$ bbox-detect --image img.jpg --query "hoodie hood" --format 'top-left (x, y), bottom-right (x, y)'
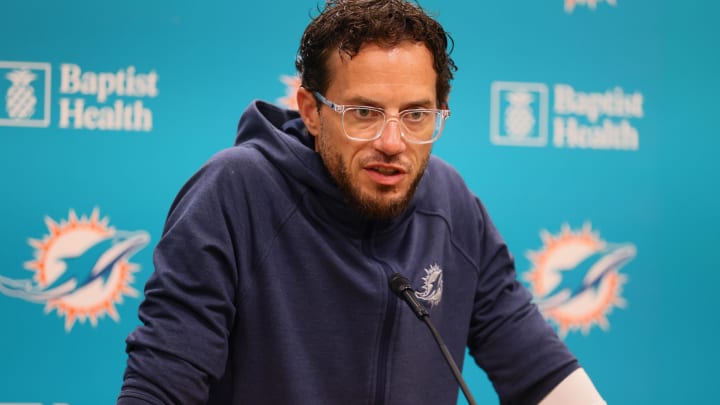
top-left (234, 100), bottom-right (336, 196)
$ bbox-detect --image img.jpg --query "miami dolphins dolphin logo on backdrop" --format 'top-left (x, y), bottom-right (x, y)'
top-left (277, 74), bottom-right (301, 110)
top-left (523, 222), bottom-right (636, 338)
top-left (565, 0), bottom-right (617, 13)
top-left (0, 208), bottom-right (150, 331)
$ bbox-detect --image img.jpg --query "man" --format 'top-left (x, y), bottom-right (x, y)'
top-left (118, 1), bottom-right (606, 404)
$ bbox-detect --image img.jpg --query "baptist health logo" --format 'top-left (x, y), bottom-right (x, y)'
top-left (522, 223), bottom-right (636, 338)
top-left (0, 208), bottom-right (149, 331)
top-left (0, 60), bottom-right (158, 131)
top-left (490, 81), bottom-right (643, 151)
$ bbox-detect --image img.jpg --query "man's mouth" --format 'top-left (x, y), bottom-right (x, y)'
top-left (370, 166), bottom-right (402, 175)
top-left (364, 164), bottom-right (407, 186)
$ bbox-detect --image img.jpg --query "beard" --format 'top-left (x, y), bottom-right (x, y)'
top-left (315, 125), bottom-right (429, 222)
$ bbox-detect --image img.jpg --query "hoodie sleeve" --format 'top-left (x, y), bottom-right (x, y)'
top-left (118, 151), bottom-right (244, 404)
top-left (466, 198), bottom-right (580, 405)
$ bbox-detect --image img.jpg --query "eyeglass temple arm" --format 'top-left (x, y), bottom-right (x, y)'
top-left (312, 91), bottom-right (343, 112)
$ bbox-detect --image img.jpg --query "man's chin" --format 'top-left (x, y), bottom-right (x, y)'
top-left (332, 165), bottom-right (423, 221)
top-left (349, 194), bottom-right (410, 221)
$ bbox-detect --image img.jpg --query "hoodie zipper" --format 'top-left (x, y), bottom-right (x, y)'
top-left (373, 274), bottom-right (397, 405)
top-left (363, 223), bottom-right (397, 405)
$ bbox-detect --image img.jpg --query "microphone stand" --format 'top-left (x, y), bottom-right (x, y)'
top-left (389, 273), bottom-right (478, 405)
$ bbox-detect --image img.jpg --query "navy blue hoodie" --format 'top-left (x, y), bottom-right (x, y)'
top-left (118, 101), bottom-right (578, 405)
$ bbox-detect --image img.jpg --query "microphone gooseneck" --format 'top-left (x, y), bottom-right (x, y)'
top-left (389, 273), bottom-right (478, 405)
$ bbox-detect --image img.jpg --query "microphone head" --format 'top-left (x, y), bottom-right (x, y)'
top-left (389, 273), bottom-right (413, 296)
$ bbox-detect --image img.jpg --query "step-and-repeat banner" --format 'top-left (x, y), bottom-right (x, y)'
top-left (1, 1), bottom-right (718, 404)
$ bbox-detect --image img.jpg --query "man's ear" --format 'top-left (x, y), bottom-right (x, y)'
top-left (297, 87), bottom-right (320, 137)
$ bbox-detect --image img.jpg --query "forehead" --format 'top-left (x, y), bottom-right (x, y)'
top-left (325, 41), bottom-right (437, 104)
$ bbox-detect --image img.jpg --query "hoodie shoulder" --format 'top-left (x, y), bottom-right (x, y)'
top-left (415, 156), bottom-right (492, 243)
top-left (421, 156), bottom-right (478, 207)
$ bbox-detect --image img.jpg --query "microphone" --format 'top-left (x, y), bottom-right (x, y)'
top-left (389, 273), bottom-right (478, 405)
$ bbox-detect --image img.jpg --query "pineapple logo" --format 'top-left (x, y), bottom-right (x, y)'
top-left (5, 69), bottom-right (37, 119)
top-left (504, 91), bottom-right (536, 140)
top-left (523, 223), bottom-right (636, 338)
top-left (0, 61), bottom-right (51, 127)
top-left (490, 81), bottom-right (548, 147)
top-left (0, 208), bottom-right (150, 331)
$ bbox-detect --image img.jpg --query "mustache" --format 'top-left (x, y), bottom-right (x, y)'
top-left (360, 153), bottom-right (408, 166)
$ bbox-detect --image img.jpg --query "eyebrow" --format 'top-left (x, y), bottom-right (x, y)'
top-left (342, 95), bottom-right (436, 110)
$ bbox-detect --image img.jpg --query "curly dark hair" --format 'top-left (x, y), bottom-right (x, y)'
top-left (296, 0), bottom-right (457, 108)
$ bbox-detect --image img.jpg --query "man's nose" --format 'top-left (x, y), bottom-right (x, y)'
top-left (373, 119), bottom-right (406, 155)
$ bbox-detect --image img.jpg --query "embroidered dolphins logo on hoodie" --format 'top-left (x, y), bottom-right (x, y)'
top-left (415, 264), bottom-right (443, 308)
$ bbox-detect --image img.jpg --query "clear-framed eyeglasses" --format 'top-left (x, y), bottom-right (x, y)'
top-left (313, 91), bottom-right (450, 144)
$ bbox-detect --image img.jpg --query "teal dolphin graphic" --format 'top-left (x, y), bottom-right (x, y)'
top-left (536, 243), bottom-right (636, 311)
top-left (0, 230), bottom-right (149, 302)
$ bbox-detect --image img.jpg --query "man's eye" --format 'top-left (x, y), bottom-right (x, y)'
top-left (351, 108), bottom-right (380, 119)
top-left (404, 111), bottom-right (430, 122)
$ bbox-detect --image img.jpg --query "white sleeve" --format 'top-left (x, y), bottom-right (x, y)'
top-left (537, 368), bottom-right (606, 405)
